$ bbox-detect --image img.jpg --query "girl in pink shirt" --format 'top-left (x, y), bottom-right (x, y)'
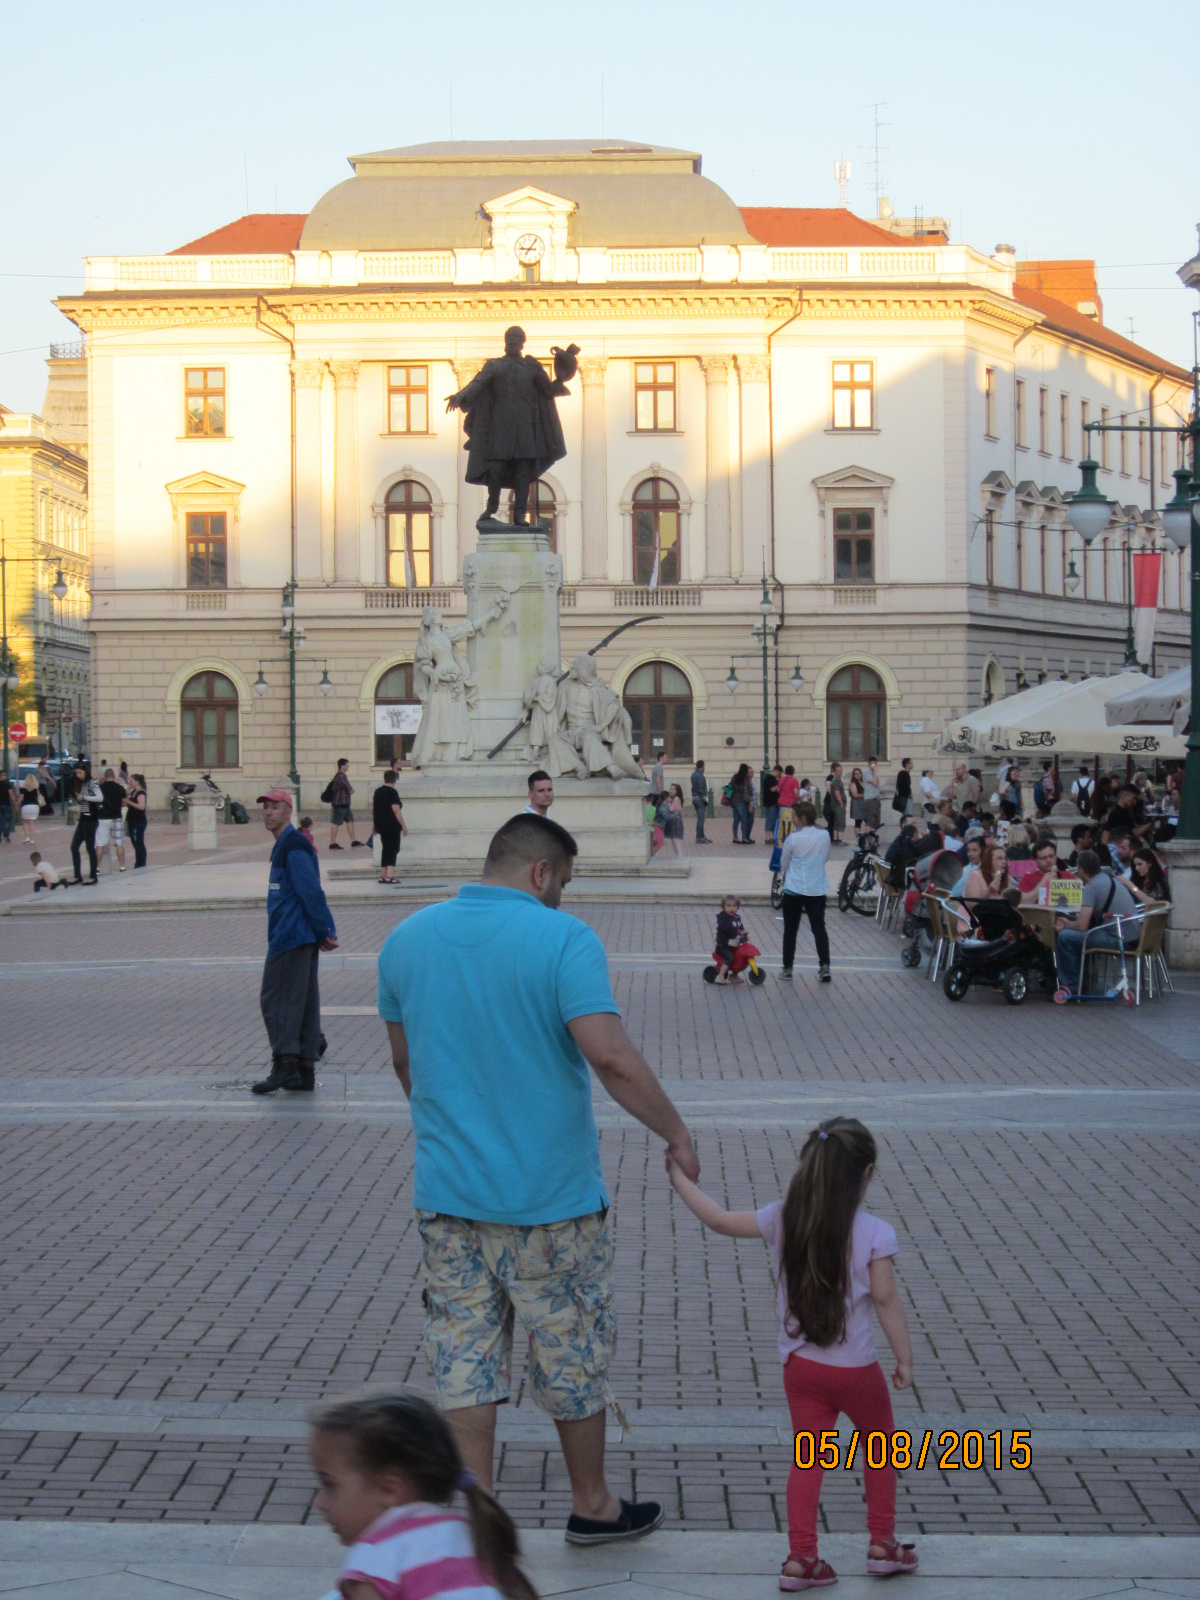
top-left (310, 1391), bottom-right (536, 1600)
top-left (669, 1117), bottom-right (917, 1592)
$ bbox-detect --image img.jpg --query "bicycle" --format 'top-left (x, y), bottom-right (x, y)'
top-left (836, 829), bottom-right (882, 915)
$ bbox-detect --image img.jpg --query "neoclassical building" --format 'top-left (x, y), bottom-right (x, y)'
top-left (58, 140), bottom-right (1192, 802)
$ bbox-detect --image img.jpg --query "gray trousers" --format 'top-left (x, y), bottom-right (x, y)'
top-left (260, 943), bottom-right (322, 1059)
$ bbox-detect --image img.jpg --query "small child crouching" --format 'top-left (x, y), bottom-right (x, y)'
top-left (31, 852), bottom-right (66, 893)
top-left (299, 815), bottom-right (316, 847)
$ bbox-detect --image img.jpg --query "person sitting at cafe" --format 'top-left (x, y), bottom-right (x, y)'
top-left (1126, 847), bottom-right (1170, 906)
top-left (1053, 850), bottom-right (1140, 999)
top-left (1109, 829), bottom-right (1137, 879)
top-left (1066, 822), bottom-right (1094, 870)
top-left (1103, 784), bottom-right (1153, 844)
top-left (962, 843), bottom-right (1010, 902)
top-left (949, 832), bottom-right (985, 896)
top-left (1020, 836), bottom-right (1065, 903)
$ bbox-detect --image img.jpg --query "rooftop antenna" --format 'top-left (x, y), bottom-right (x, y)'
top-left (1125, 316), bottom-right (1136, 340)
top-left (834, 156), bottom-right (851, 208)
top-left (866, 101), bottom-right (891, 217)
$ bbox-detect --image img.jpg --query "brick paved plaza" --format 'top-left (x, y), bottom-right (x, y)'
top-left (1, 820), bottom-right (1198, 1594)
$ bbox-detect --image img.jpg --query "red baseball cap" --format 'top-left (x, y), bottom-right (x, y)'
top-left (256, 788), bottom-right (293, 806)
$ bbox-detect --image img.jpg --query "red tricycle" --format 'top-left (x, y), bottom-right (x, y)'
top-left (703, 941), bottom-right (767, 986)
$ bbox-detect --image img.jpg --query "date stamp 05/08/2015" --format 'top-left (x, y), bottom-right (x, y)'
top-left (793, 1429), bottom-right (1032, 1473)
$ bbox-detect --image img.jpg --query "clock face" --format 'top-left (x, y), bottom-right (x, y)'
top-left (514, 233), bottom-right (545, 265)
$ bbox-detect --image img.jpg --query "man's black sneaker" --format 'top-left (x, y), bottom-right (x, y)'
top-left (565, 1498), bottom-right (664, 1547)
top-left (328, 843), bottom-right (343, 850)
top-left (251, 1056), bottom-right (303, 1094)
top-left (350, 840), bottom-right (366, 848)
top-left (288, 1061), bottom-right (316, 1091)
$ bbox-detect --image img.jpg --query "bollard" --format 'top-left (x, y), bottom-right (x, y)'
top-left (707, 790), bottom-right (715, 818)
top-left (223, 793), bottom-right (232, 825)
top-left (170, 791), bottom-right (181, 826)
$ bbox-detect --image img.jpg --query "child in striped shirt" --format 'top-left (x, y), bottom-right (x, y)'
top-left (311, 1391), bottom-right (538, 1600)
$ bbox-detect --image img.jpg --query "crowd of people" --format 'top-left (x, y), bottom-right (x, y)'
top-left (0, 756), bottom-right (148, 890)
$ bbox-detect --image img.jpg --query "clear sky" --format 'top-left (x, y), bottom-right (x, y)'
top-left (2, 0), bottom-right (1195, 413)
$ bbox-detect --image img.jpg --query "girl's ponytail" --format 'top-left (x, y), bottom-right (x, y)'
top-left (462, 1479), bottom-right (539, 1600)
top-left (779, 1117), bottom-right (877, 1348)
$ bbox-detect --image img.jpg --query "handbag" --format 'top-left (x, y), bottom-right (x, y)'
top-left (720, 784), bottom-right (733, 808)
top-left (891, 793), bottom-right (905, 812)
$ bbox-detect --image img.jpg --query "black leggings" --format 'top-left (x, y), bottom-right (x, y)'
top-left (781, 893), bottom-right (830, 969)
top-left (71, 814), bottom-right (98, 880)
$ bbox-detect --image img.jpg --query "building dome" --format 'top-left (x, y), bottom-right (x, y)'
top-left (299, 140), bottom-right (752, 252)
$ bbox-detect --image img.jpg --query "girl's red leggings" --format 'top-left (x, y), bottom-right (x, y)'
top-left (783, 1354), bottom-right (896, 1559)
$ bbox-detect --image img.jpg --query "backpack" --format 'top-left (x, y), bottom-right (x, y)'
top-left (1033, 779), bottom-right (1047, 812)
top-left (320, 780), bottom-right (336, 804)
top-left (230, 800), bottom-right (249, 824)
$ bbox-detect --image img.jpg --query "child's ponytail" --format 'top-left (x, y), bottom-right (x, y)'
top-left (780, 1117), bottom-right (877, 1348)
top-left (461, 1477), bottom-right (539, 1600)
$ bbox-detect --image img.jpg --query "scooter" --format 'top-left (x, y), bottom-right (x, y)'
top-left (703, 941), bottom-right (767, 986)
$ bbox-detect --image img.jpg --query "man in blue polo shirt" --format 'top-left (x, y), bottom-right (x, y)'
top-left (379, 812), bottom-right (698, 1547)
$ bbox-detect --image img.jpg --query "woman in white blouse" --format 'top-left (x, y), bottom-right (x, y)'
top-left (778, 801), bottom-right (832, 984)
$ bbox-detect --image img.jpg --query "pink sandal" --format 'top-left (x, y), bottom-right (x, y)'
top-left (780, 1556), bottom-right (838, 1591)
top-left (866, 1539), bottom-right (918, 1576)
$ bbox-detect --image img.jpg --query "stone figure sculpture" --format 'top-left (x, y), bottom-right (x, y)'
top-left (410, 594), bottom-right (509, 766)
top-left (548, 654), bottom-right (644, 781)
top-left (522, 660), bottom-right (562, 761)
top-left (445, 326), bottom-right (576, 527)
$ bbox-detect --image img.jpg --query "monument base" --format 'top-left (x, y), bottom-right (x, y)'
top-left (1163, 837), bottom-right (1200, 968)
top-left (344, 772), bottom-right (652, 872)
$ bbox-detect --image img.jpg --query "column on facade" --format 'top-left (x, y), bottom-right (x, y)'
top-left (452, 359), bottom-right (484, 571)
top-left (701, 356), bottom-right (732, 580)
top-left (331, 360), bottom-right (361, 584)
top-left (291, 360), bottom-right (325, 582)
top-left (578, 357), bottom-right (608, 581)
top-left (737, 355), bottom-right (771, 580)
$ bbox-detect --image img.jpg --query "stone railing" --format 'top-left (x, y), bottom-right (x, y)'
top-left (832, 585), bottom-right (877, 606)
top-left (613, 585), bottom-right (703, 608)
top-left (363, 587), bottom-right (458, 610)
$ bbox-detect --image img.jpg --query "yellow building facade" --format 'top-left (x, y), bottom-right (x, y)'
top-left (0, 411), bottom-right (90, 765)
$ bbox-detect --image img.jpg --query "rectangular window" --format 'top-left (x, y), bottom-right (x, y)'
top-left (833, 509), bottom-right (875, 582)
top-left (1039, 524), bottom-right (1047, 593)
top-left (185, 368), bottom-right (225, 436)
top-left (634, 362), bottom-right (676, 431)
top-left (1138, 421), bottom-right (1148, 480)
top-left (1060, 393), bottom-right (1070, 459)
top-left (832, 361), bottom-right (873, 429)
top-left (985, 510), bottom-right (995, 586)
top-left (1162, 429), bottom-right (1170, 486)
top-left (186, 512), bottom-right (227, 588)
top-left (1119, 416), bottom-right (1129, 475)
top-left (1081, 399), bottom-right (1091, 459)
top-left (984, 367), bottom-right (996, 437)
top-left (387, 365), bottom-right (429, 434)
top-left (1016, 520), bottom-right (1025, 590)
top-left (1100, 406), bottom-right (1110, 468)
top-left (1015, 379), bottom-right (1026, 447)
top-left (1038, 387), bottom-right (1048, 453)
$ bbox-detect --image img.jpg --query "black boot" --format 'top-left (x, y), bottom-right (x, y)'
top-left (252, 1055), bottom-right (303, 1094)
top-left (288, 1060), bottom-right (316, 1092)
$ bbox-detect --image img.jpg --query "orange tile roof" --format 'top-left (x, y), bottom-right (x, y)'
top-left (171, 214), bottom-right (307, 255)
top-left (1013, 284), bottom-right (1189, 381)
top-left (739, 207), bottom-right (902, 247)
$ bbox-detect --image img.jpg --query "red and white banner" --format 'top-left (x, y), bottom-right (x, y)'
top-left (1132, 551), bottom-right (1162, 670)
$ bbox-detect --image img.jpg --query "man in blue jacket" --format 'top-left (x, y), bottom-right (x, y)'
top-left (252, 787), bottom-right (338, 1096)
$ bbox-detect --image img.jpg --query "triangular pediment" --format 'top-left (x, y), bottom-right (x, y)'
top-left (482, 185), bottom-right (577, 218)
top-left (812, 465), bottom-right (895, 493)
top-left (165, 471), bottom-right (246, 497)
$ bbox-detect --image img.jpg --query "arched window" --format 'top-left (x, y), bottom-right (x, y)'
top-left (374, 663), bottom-right (420, 768)
top-left (505, 479), bottom-right (558, 551)
top-left (181, 671), bottom-right (239, 768)
top-left (826, 664), bottom-right (886, 763)
top-left (622, 661), bottom-right (693, 762)
top-left (982, 660), bottom-right (1005, 707)
top-left (386, 481), bottom-right (433, 588)
top-left (632, 478), bottom-right (680, 587)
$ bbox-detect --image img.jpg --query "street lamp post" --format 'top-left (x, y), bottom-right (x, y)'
top-left (1063, 521), bottom-right (1151, 670)
top-left (0, 537), bottom-right (71, 779)
top-left (253, 582), bottom-right (333, 811)
top-left (1066, 326), bottom-right (1200, 839)
top-left (724, 572), bottom-right (804, 790)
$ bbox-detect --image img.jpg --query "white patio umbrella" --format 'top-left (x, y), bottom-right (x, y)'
top-left (933, 679), bottom-right (1078, 755)
top-left (1104, 666), bottom-right (1191, 736)
top-left (982, 672), bottom-right (1187, 759)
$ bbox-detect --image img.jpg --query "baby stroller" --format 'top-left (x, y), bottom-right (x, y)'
top-left (941, 899), bottom-right (1057, 1004)
top-left (900, 849), bottom-right (963, 967)
top-left (703, 941), bottom-right (767, 986)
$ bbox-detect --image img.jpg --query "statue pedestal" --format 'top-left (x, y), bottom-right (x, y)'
top-left (368, 772), bottom-right (652, 871)
top-left (464, 524), bottom-right (561, 763)
top-left (1164, 837), bottom-right (1200, 968)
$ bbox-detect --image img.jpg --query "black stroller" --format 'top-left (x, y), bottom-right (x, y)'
top-left (900, 849), bottom-right (964, 968)
top-left (941, 898), bottom-right (1057, 1004)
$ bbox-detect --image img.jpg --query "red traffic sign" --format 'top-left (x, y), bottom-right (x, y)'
top-left (7, 723), bottom-right (28, 743)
